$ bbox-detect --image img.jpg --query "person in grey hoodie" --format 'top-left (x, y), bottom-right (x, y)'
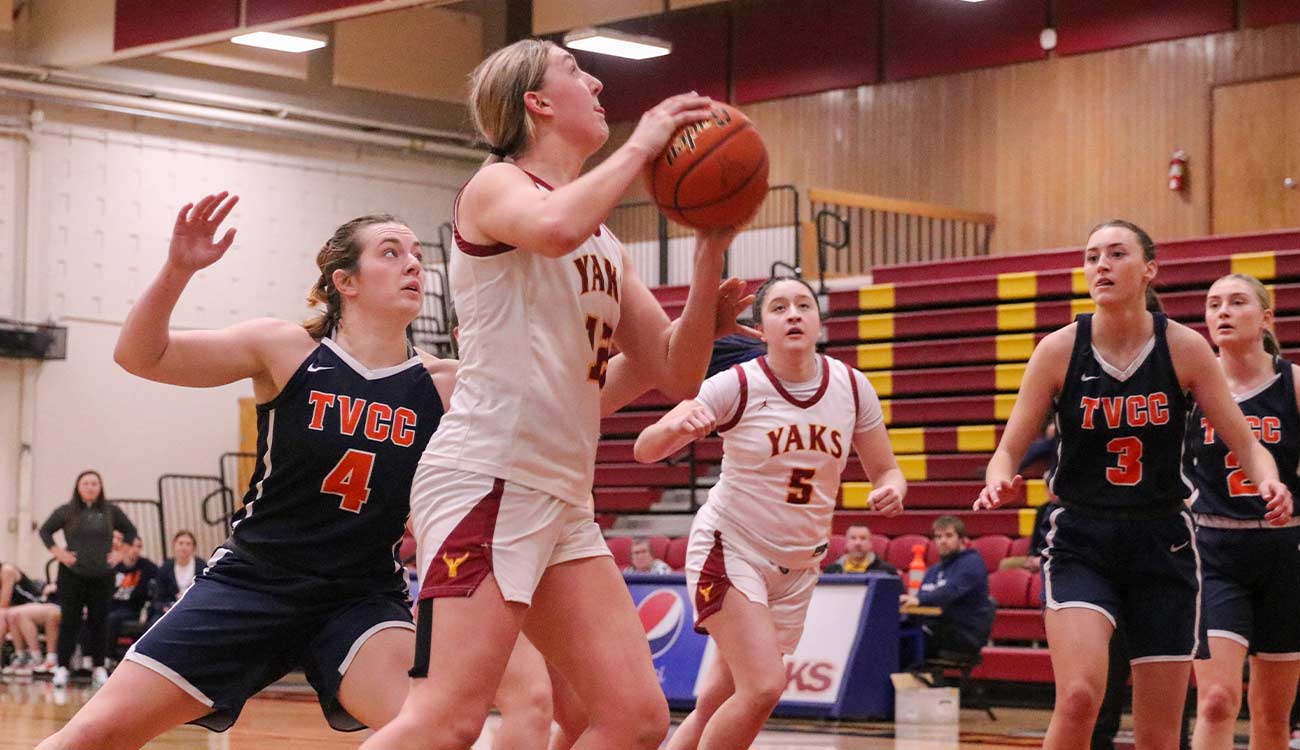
top-left (901, 515), bottom-right (995, 657)
top-left (38, 470), bottom-right (137, 687)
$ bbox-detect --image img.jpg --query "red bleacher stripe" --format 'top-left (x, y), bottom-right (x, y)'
top-left (832, 510), bottom-right (1020, 536)
top-left (594, 463), bottom-right (692, 486)
top-left (991, 610), bottom-right (1047, 642)
top-left (593, 488), bottom-right (663, 512)
top-left (970, 646), bottom-right (1054, 683)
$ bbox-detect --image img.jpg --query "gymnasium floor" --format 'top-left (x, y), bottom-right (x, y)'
top-left (0, 677), bottom-right (1055, 750)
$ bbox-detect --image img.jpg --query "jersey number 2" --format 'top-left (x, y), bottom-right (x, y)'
top-left (321, 449), bottom-right (376, 513)
top-left (1223, 451), bottom-right (1258, 497)
top-left (585, 315), bottom-right (613, 388)
top-left (1105, 436), bottom-right (1143, 486)
top-left (786, 468), bottom-right (816, 504)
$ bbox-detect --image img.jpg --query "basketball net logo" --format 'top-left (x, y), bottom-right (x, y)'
top-left (442, 552), bottom-right (471, 578)
top-left (664, 108), bottom-right (734, 167)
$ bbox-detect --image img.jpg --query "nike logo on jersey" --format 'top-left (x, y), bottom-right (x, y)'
top-left (1081, 374), bottom-right (1100, 381)
top-left (1169, 541), bottom-right (1190, 553)
top-left (307, 390), bottom-right (418, 447)
top-left (307, 364), bottom-right (334, 372)
top-left (442, 552), bottom-right (471, 578)
top-left (1079, 394), bottom-right (1170, 429)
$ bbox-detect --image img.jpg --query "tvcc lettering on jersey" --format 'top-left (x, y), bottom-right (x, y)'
top-left (1201, 415), bottom-right (1283, 445)
top-left (766, 423), bottom-right (844, 458)
top-left (1079, 394), bottom-right (1170, 430)
top-left (305, 391), bottom-right (418, 447)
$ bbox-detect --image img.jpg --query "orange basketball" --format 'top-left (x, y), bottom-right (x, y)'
top-left (650, 103), bottom-right (769, 230)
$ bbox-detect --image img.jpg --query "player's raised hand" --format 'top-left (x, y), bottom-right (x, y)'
top-left (868, 485), bottom-right (904, 517)
top-left (714, 277), bottom-right (760, 339)
top-left (626, 92), bottom-right (715, 161)
top-left (672, 403), bottom-right (716, 441)
top-left (1260, 480), bottom-right (1293, 526)
top-left (168, 192), bottom-right (239, 274)
top-left (974, 474), bottom-right (1024, 510)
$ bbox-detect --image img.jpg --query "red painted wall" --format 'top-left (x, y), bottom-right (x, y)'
top-left (1240, 0), bottom-right (1300, 28)
top-left (882, 0), bottom-right (1048, 82)
top-left (733, 0), bottom-right (880, 104)
top-left (245, 0), bottom-right (372, 25)
top-left (1054, 0), bottom-right (1235, 56)
top-left (114, 0), bottom-right (240, 51)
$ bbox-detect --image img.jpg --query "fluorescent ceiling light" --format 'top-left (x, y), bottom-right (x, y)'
top-left (231, 31), bottom-right (327, 53)
top-left (563, 27), bottom-right (671, 60)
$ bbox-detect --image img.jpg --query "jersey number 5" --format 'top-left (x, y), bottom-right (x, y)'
top-left (786, 468), bottom-right (816, 505)
top-left (321, 449), bottom-right (376, 513)
top-left (1105, 436), bottom-right (1143, 486)
top-left (585, 315), bottom-right (614, 388)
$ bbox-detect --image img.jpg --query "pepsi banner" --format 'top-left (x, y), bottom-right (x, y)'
top-left (626, 572), bottom-right (903, 719)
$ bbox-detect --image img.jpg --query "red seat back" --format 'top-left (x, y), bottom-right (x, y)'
top-left (971, 534), bottom-right (1013, 572)
top-left (989, 568), bottom-right (1032, 608)
top-left (665, 537), bottom-right (689, 571)
top-left (606, 536), bottom-right (633, 569)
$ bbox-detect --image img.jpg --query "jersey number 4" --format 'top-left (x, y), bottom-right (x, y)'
top-left (321, 449), bottom-right (376, 513)
top-left (1105, 436), bottom-right (1143, 486)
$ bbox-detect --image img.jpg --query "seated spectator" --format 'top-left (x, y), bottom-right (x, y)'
top-left (623, 538), bottom-right (672, 575)
top-left (823, 524), bottom-right (898, 575)
top-left (1, 561), bottom-right (45, 609)
top-left (150, 530), bottom-right (205, 621)
top-left (2, 584), bottom-right (60, 677)
top-left (900, 516), bottom-right (995, 658)
top-left (87, 535), bottom-right (156, 663)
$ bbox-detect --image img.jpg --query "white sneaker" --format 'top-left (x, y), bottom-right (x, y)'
top-left (3, 653), bottom-right (32, 676)
top-left (91, 666), bottom-right (108, 688)
top-left (51, 666), bottom-right (69, 688)
top-left (34, 654), bottom-right (56, 675)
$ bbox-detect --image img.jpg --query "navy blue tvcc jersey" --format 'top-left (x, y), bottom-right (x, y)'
top-left (231, 338), bottom-right (444, 583)
top-left (1051, 313), bottom-right (1192, 518)
top-left (1187, 356), bottom-right (1300, 520)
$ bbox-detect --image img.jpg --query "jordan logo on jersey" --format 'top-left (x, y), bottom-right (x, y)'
top-left (306, 391), bottom-right (418, 447)
top-left (1079, 394), bottom-right (1170, 430)
top-left (698, 583), bottom-right (715, 602)
top-left (573, 253), bottom-right (620, 302)
top-left (767, 423), bottom-right (844, 459)
top-left (442, 552), bottom-right (471, 578)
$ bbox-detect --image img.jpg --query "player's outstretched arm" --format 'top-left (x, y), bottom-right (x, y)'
top-left (1173, 323), bottom-right (1294, 523)
top-left (633, 399), bottom-right (716, 463)
top-left (853, 425), bottom-right (906, 516)
top-left (976, 327), bottom-right (1072, 510)
top-left (115, 192), bottom-right (298, 388)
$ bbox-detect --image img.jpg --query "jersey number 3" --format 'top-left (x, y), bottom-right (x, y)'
top-left (321, 449), bottom-right (376, 513)
top-left (1105, 436), bottom-right (1143, 486)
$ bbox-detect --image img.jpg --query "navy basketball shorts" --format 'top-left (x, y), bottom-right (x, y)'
top-left (1042, 506), bottom-right (1207, 663)
top-left (124, 545), bottom-right (414, 732)
top-left (1197, 524), bottom-right (1300, 659)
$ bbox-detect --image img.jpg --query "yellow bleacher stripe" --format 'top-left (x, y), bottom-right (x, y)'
top-left (841, 482), bottom-right (872, 509)
top-left (1025, 479), bottom-right (1049, 507)
top-left (995, 333), bottom-right (1036, 362)
top-left (956, 425), bottom-right (996, 452)
top-left (856, 343), bottom-right (893, 371)
top-left (870, 371), bottom-right (893, 397)
top-left (858, 313), bottom-right (894, 341)
top-left (997, 271), bottom-right (1037, 300)
top-left (1070, 297), bottom-right (1096, 317)
top-left (1019, 508), bottom-right (1038, 537)
top-left (888, 427), bottom-right (925, 454)
top-left (994, 393), bottom-right (1018, 421)
top-left (996, 302), bottom-right (1036, 331)
top-left (1231, 251), bottom-right (1275, 281)
top-left (898, 455), bottom-right (927, 481)
top-left (1071, 268), bottom-right (1089, 295)
top-left (995, 363), bottom-right (1026, 391)
top-left (859, 284), bottom-right (896, 311)
top-left (880, 399), bottom-right (892, 426)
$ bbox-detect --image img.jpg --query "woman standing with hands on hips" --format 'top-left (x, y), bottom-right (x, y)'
top-left (973, 221), bottom-right (1292, 750)
top-left (39, 470), bottom-right (138, 689)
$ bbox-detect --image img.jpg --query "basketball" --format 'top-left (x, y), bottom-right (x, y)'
top-left (649, 103), bottom-right (769, 230)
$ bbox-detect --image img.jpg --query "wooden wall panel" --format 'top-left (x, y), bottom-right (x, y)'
top-left (700, 23), bottom-right (1300, 255)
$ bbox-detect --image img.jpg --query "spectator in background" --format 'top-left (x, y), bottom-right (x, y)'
top-left (1, 566), bottom-right (59, 676)
top-left (98, 536), bottom-right (157, 664)
top-left (1, 561), bottom-right (46, 609)
top-left (39, 469), bottom-right (138, 688)
top-left (901, 516), bottom-right (995, 658)
top-left (623, 538), bottom-right (672, 575)
top-left (824, 524), bottom-right (898, 575)
top-left (151, 531), bottom-right (205, 622)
